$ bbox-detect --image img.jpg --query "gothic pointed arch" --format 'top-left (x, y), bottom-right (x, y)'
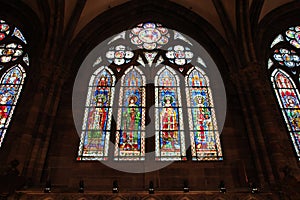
top-left (185, 66), bottom-right (222, 160)
top-left (77, 66), bottom-right (116, 160)
top-left (114, 66), bottom-right (146, 160)
top-left (75, 22), bottom-right (225, 162)
top-left (155, 66), bottom-right (185, 161)
top-left (0, 19), bottom-right (28, 148)
top-left (268, 25), bottom-right (300, 160)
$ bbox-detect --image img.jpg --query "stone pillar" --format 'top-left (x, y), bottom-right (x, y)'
top-left (231, 73), bottom-right (265, 187)
top-left (243, 64), bottom-right (300, 181)
top-left (231, 63), bottom-right (279, 187)
top-left (13, 59), bottom-right (68, 184)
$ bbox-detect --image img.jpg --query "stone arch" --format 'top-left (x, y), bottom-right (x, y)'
top-left (68, 0), bottom-right (232, 80)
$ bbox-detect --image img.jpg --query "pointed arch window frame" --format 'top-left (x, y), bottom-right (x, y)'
top-left (0, 19), bottom-right (29, 149)
top-left (0, 64), bottom-right (26, 147)
top-left (76, 22), bottom-right (224, 162)
top-left (77, 66), bottom-right (116, 161)
top-left (271, 69), bottom-right (300, 159)
top-left (185, 66), bottom-right (222, 161)
top-left (114, 66), bottom-right (146, 161)
top-left (154, 65), bottom-right (186, 161)
top-left (269, 25), bottom-right (300, 161)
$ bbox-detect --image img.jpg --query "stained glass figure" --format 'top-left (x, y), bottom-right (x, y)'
top-left (115, 66), bottom-right (146, 160)
top-left (185, 67), bottom-right (222, 160)
top-left (0, 65), bottom-right (26, 147)
top-left (155, 66), bottom-right (185, 161)
top-left (271, 69), bottom-right (300, 159)
top-left (78, 67), bottom-right (115, 160)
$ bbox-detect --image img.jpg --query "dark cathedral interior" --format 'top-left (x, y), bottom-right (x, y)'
top-left (0, 0), bottom-right (300, 199)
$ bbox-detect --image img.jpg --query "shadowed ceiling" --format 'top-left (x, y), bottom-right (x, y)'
top-left (21, 0), bottom-right (294, 44)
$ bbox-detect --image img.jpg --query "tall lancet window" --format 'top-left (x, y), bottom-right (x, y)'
top-left (269, 25), bottom-right (300, 160)
top-left (271, 69), bottom-right (300, 158)
top-left (155, 66), bottom-right (185, 161)
top-left (114, 66), bottom-right (146, 160)
top-left (0, 19), bottom-right (28, 148)
top-left (78, 67), bottom-right (116, 160)
top-left (186, 67), bottom-right (222, 160)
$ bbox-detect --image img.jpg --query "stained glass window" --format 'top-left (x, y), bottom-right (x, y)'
top-left (0, 19), bottom-right (28, 148)
top-left (271, 70), bottom-right (300, 158)
top-left (155, 66), bottom-right (185, 161)
top-left (186, 67), bottom-right (222, 160)
top-left (77, 67), bottom-right (115, 160)
top-left (114, 66), bottom-right (146, 160)
top-left (269, 25), bottom-right (300, 160)
top-left (77, 22), bottom-right (224, 161)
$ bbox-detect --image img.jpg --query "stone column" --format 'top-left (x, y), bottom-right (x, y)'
top-left (242, 63), bottom-right (298, 180)
top-left (231, 63), bottom-right (279, 187)
top-left (14, 59), bottom-right (68, 184)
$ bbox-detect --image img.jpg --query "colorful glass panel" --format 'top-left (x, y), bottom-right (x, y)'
top-left (273, 49), bottom-right (300, 68)
top-left (78, 67), bottom-right (115, 160)
top-left (0, 65), bottom-right (26, 147)
top-left (115, 66), bottom-right (146, 160)
top-left (285, 26), bottom-right (300, 48)
top-left (106, 45), bottom-right (134, 66)
top-left (0, 20), bottom-right (10, 41)
top-left (271, 69), bottom-right (300, 159)
top-left (129, 23), bottom-right (170, 50)
top-left (155, 66), bottom-right (185, 161)
top-left (0, 19), bottom-right (28, 148)
top-left (0, 43), bottom-right (23, 63)
top-left (186, 67), bottom-right (222, 160)
top-left (12, 27), bottom-right (27, 44)
top-left (166, 45), bottom-right (193, 66)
